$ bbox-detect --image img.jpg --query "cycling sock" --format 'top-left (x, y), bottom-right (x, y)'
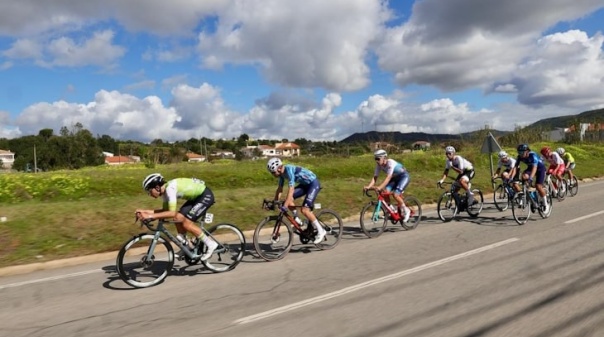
top-left (311, 219), bottom-right (325, 233)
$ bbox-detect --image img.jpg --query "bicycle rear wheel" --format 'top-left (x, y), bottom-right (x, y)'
top-left (116, 234), bottom-right (174, 288)
top-left (401, 196), bottom-right (422, 230)
top-left (467, 189), bottom-right (484, 218)
top-left (202, 223), bottom-right (246, 272)
top-left (493, 184), bottom-right (510, 211)
top-left (568, 176), bottom-right (579, 196)
top-left (511, 192), bottom-right (531, 225)
top-left (315, 209), bottom-right (343, 250)
top-left (253, 217), bottom-right (293, 261)
top-left (437, 192), bottom-right (457, 222)
top-left (359, 202), bottom-right (388, 238)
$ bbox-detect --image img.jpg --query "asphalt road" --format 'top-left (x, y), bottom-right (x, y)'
top-left (1, 180), bottom-right (604, 337)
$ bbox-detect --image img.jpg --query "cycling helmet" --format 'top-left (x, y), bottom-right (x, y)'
top-left (374, 149), bottom-right (387, 158)
top-left (498, 150), bottom-right (508, 159)
top-left (540, 146), bottom-right (551, 156)
top-left (517, 144), bottom-right (529, 154)
top-left (267, 157), bottom-right (282, 173)
top-left (142, 173), bottom-right (164, 191)
top-left (556, 147), bottom-right (565, 155)
top-left (445, 146), bottom-right (455, 154)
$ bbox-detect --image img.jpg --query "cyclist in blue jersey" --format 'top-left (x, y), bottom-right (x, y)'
top-left (514, 144), bottom-right (550, 214)
top-left (267, 157), bottom-right (326, 244)
top-left (136, 173), bottom-right (218, 261)
top-left (364, 149), bottom-right (412, 223)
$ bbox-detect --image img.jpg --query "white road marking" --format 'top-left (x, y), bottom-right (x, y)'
top-left (564, 210), bottom-right (604, 224)
top-left (234, 237), bottom-right (520, 325)
top-left (0, 269), bottom-right (101, 290)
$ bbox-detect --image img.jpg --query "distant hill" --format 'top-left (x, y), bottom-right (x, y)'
top-left (527, 108), bottom-right (604, 130)
top-left (340, 107), bottom-right (604, 144)
top-left (340, 130), bottom-right (510, 144)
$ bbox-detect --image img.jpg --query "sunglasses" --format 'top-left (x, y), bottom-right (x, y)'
top-left (374, 157), bottom-right (382, 161)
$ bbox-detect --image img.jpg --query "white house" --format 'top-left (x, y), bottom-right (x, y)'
top-left (0, 149), bottom-right (15, 169)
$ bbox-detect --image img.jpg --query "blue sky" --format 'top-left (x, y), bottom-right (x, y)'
top-left (0, 0), bottom-right (603, 142)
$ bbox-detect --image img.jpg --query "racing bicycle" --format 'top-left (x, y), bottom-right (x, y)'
top-left (436, 180), bottom-right (484, 222)
top-left (511, 180), bottom-right (553, 225)
top-left (492, 177), bottom-right (516, 212)
top-left (253, 199), bottom-right (343, 261)
top-left (116, 214), bottom-right (245, 288)
top-left (359, 188), bottom-right (422, 238)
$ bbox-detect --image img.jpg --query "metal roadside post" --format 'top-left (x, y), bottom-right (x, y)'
top-left (481, 132), bottom-right (502, 190)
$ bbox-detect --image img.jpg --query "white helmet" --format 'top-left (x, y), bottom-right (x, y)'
top-left (445, 146), bottom-right (456, 154)
top-left (374, 149), bottom-right (387, 158)
top-left (142, 173), bottom-right (164, 191)
top-left (498, 150), bottom-right (508, 159)
top-left (556, 147), bottom-right (565, 155)
top-left (267, 157), bottom-right (282, 173)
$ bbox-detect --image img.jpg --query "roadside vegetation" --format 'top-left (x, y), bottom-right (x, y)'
top-left (1, 142), bottom-right (603, 268)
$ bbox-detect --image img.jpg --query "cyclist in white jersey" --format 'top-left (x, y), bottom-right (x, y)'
top-left (364, 149), bottom-right (412, 222)
top-left (136, 173), bottom-right (218, 261)
top-left (437, 146), bottom-right (476, 204)
top-left (492, 150), bottom-right (517, 182)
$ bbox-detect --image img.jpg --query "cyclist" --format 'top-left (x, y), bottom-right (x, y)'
top-left (514, 144), bottom-right (550, 213)
top-left (492, 150), bottom-right (517, 182)
top-left (267, 157), bottom-right (326, 244)
top-left (557, 147), bottom-right (576, 185)
top-left (363, 149), bottom-right (412, 222)
top-left (541, 146), bottom-right (566, 193)
top-left (136, 173), bottom-right (217, 261)
top-left (437, 146), bottom-right (476, 205)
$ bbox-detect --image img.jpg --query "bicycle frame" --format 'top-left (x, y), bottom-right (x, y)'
top-left (263, 200), bottom-right (316, 241)
top-left (138, 218), bottom-right (219, 261)
top-left (366, 189), bottom-right (402, 223)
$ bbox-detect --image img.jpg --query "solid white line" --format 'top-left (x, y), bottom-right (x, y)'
top-left (564, 210), bottom-right (604, 224)
top-left (0, 269), bottom-right (101, 290)
top-left (234, 237), bottom-right (520, 325)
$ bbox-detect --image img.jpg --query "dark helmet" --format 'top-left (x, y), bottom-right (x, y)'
top-left (517, 144), bottom-right (529, 154)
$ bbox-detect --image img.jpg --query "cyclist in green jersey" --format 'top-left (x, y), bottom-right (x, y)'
top-left (556, 148), bottom-right (576, 184)
top-left (136, 173), bottom-right (218, 261)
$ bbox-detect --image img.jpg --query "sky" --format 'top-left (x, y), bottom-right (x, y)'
top-left (0, 0), bottom-right (603, 143)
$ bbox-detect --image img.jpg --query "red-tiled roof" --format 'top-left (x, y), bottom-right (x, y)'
top-left (105, 156), bottom-right (135, 164)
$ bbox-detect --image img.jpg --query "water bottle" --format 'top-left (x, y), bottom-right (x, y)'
top-left (530, 190), bottom-right (537, 201)
top-left (390, 204), bottom-right (398, 213)
top-left (294, 216), bottom-right (304, 226)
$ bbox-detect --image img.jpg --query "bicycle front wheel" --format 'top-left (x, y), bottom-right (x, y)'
top-left (401, 196), bottom-right (422, 230)
top-left (116, 234), bottom-right (174, 288)
top-left (202, 223), bottom-right (246, 273)
top-left (493, 185), bottom-right (510, 212)
top-left (359, 202), bottom-right (388, 238)
top-left (466, 189), bottom-right (484, 218)
top-left (253, 217), bottom-right (293, 261)
top-left (511, 193), bottom-right (531, 225)
top-left (437, 192), bottom-right (457, 222)
top-left (568, 176), bottom-right (579, 196)
top-left (315, 209), bottom-right (343, 250)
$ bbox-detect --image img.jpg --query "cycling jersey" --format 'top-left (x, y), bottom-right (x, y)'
top-left (497, 157), bottom-right (517, 170)
top-left (515, 151), bottom-right (546, 184)
top-left (544, 152), bottom-right (564, 166)
top-left (562, 152), bottom-right (575, 164)
top-left (278, 164), bottom-right (317, 187)
top-left (445, 155), bottom-right (474, 172)
top-left (374, 158), bottom-right (406, 177)
top-left (374, 158), bottom-right (410, 195)
top-left (162, 178), bottom-right (207, 212)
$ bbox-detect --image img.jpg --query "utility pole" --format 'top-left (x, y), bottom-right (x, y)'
top-left (33, 144), bottom-right (38, 173)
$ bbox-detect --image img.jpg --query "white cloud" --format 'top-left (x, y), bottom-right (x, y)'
top-left (375, 0), bottom-right (604, 92)
top-left (197, 0), bottom-right (391, 91)
top-left (3, 38), bottom-right (43, 59)
top-left (500, 30), bottom-right (604, 108)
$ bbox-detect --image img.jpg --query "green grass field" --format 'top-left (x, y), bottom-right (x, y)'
top-left (1, 143), bottom-right (603, 268)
